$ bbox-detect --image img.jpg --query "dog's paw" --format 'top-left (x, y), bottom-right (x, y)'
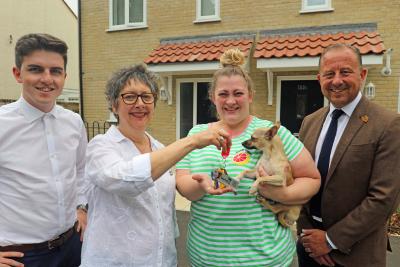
top-left (248, 187), bottom-right (257, 195)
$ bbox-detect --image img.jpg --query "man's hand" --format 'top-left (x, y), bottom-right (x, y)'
top-left (313, 254), bottom-right (335, 267)
top-left (301, 229), bottom-right (332, 257)
top-left (76, 209), bottom-right (87, 242)
top-left (0, 251), bottom-right (24, 267)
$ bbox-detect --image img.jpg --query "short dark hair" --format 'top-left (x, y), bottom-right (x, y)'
top-left (15, 33), bottom-right (68, 69)
top-left (105, 64), bottom-right (160, 120)
top-left (319, 43), bottom-right (362, 70)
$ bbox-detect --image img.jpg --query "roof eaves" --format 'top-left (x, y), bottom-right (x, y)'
top-left (160, 31), bottom-right (256, 45)
top-left (259, 23), bottom-right (377, 38)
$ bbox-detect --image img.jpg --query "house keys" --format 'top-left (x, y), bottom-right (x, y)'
top-left (210, 140), bottom-right (239, 194)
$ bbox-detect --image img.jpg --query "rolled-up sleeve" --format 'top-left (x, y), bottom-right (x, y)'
top-left (85, 135), bottom-right (154, 197)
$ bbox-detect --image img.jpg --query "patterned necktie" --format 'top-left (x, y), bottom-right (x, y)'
top-left (310, 109), bottom-right (344, 220)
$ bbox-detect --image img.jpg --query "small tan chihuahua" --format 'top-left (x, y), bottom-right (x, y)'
top-left (234, 123), bottom-right (301, 227)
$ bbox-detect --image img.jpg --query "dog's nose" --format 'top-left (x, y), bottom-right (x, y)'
top-left (242, 140), bottom-right (252, 149)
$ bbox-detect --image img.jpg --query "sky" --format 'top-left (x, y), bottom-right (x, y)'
top-left (64, 0), bottom-right (78, 16)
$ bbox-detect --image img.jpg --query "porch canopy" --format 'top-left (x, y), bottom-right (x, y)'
top-left (254, 23), bottom-right (385, 105)
top-left (255, 23), bottom-right (385, 72)
top-left (144, 33), bottom-right (255, 75)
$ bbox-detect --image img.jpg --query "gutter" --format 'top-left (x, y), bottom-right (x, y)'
top-left (78, 0), bottom-right (84, 120)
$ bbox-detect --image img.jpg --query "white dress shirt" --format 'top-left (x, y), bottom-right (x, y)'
top-left (81, 125), bottom-right (178, 267)
top-left (315, 92), bottom-right (362, 168)
top-left (0, 97), bottom-right (87, 246)
top-left (314, 92), bottom-right (362, 249)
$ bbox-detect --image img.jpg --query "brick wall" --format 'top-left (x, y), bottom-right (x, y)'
top-left (81, 0), bottom-right (399, 145)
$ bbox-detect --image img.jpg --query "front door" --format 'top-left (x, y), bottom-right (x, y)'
top-left (178, 80), bottom-right (217, 138)
top-left (280, 80), bottom-right (324, 135)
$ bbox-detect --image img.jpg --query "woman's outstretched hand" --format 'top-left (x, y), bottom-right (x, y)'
top-left (191, 128), bottom-right (231, 153)
top-left (192, 173), bottom-right (234, 195)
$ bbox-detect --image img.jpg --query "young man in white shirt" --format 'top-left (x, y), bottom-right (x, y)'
top-left (0, 33), bottom-right (88, 267)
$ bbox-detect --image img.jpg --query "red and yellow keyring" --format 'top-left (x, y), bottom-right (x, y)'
top-left (210, 136), bottom-right (239, 194)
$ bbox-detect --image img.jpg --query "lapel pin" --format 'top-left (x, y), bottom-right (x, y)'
top-left (360, 115), bottom-right (369, 123)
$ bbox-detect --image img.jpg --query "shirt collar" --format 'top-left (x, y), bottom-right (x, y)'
top-left (107, 125), bottom-right (157, 148)
top-left (108, 125), bottom-right (126, 143)
top-left (329, 91), bottom-right (362, 118)
top-left (18, 97), bottom-right (58, 123)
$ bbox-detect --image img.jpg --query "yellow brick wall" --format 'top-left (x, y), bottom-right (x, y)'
top-left (81, 0), bottom-right (400, 144)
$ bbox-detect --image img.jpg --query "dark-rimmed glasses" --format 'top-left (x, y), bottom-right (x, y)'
top-left (120, 93), bottom-right (156, 105)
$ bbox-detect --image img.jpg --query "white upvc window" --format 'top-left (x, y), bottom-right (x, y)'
top-left (300, 0), bottom-right (333, 13)
top-left (195, 0), bottom-right (220, 23)
top-left (109, 0), bottom-right (147, 31)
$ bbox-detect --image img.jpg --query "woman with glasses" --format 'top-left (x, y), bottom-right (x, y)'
top-left (80, 64), bottom-right (232, 267)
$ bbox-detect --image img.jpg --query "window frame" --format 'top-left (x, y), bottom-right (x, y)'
top-left (108, 0), bottom-right (147, 31)
top-left (194, 0), bottom-right (221, 23)
top-left (176, 78), bottom-right (213, 139)
top-left (300, 0), bottom-right (333, 13)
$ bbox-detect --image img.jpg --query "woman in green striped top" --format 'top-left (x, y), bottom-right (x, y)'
top-left (176, 48), bottom-right (320, 266)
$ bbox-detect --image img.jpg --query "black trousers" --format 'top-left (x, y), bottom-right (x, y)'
top-left (297, 239), bottom-right (344, 267)
top-left (11, 230), bottom-right (82, 267)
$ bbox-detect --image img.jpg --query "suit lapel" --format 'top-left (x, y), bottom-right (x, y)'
top-left (308, 109), bottom-right (329, 158)
top-left (324, 97), bottom-right (369, 188)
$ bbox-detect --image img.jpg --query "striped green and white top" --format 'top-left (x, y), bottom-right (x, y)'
top-left (176, 116), bottom-right (304, 267)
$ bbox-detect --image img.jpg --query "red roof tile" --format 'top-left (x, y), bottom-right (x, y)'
top-left (144, 38), bottom-right (253, 64)
top-left (254, 31), bottom-right (385, 59)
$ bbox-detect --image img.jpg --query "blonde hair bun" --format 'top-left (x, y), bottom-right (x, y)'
top-left (220, 48), bottom-right (245, 67)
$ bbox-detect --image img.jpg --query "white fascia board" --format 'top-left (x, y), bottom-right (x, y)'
top-left (147, 62), bottom-right (220, 74)
top-left (362, 54), bottom-right (383, 65)
top-left (257, 57), bottom-right (319, 71)
top-left (256, 54), bottom-right (383, 71)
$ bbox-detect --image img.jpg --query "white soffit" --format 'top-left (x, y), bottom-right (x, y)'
top-left (147, 62), bottom-right (220, 75)
top-left (256, 54), bottom-right (383, 71)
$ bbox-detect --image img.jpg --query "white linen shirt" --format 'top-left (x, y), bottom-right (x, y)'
top-left (0, 97), bottom-right (87, 246)
top-left (81, 125), bottom-right (178, 267)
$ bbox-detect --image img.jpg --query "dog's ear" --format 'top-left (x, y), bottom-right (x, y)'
top-left (265, 125), bottom-right (278, 140)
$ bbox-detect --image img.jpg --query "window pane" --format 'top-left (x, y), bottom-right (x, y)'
top-left (180, 83), bottom-right (194, 138)
top-left (129, 0), bottom-right (144, 23)
top-left (307, 0), bottom-right (326, 6)
top-left (112, 0), bottom-right (125, 25)
top-left (197, 82), bottom-right (217, 124)
top-left (201, 0), bottom-right (215, 16)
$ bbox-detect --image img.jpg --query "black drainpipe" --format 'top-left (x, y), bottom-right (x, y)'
top-left (78, 0), bottom-right (84, 120)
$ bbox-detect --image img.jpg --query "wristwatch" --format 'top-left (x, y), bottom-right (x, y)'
top-left (76, 204), bottom-right (88, 212)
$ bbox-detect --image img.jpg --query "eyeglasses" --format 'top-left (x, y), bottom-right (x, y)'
top-left (120, 93), bottom-right (156, 105)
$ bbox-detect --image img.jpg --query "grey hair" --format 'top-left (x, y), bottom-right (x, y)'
top-left (105, 64), bottom-right (160, 119)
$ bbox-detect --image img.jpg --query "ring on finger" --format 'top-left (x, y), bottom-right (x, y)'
top-left (218, 136), bottom-right (225, 143)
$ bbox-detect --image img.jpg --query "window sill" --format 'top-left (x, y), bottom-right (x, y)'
top-left (299, 8), bottom-right (334, 14)
top-left (106, 25), bottom-right (148, 32)
top-left (193, 18), bottom-right (221, 24)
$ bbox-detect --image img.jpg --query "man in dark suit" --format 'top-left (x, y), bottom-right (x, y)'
top-left (297, 43), bottom-right (400, 267)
